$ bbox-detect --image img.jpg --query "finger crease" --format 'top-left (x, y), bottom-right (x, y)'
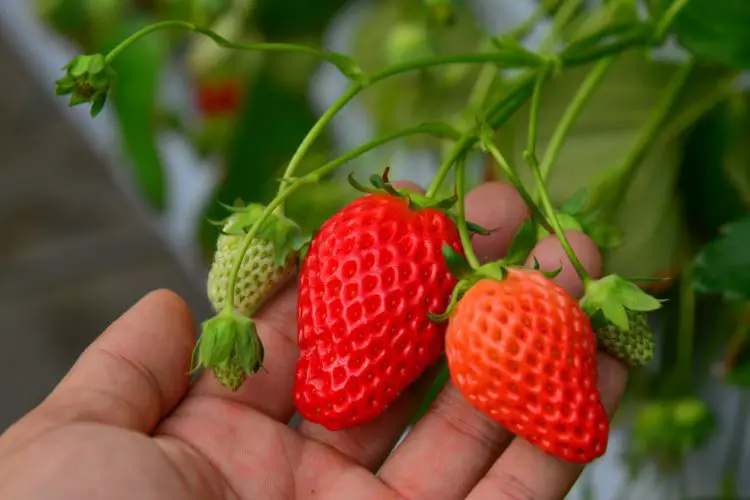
top-left (97, 346), bottom-right (165, 418)
top-left (157, 436), bottom-right (242, 500)
top-left (430, 394), bottom-right (506, 454)
top-left (482, 469), bottom-right (538, 500)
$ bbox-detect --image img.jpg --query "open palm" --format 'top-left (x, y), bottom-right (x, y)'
top-left (0, 186), bottom-right (627, 500)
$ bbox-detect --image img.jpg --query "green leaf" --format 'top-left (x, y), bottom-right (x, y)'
top-left (236, 321), bottom-right (255, 374)
top-left (68, 93), bottom-right (89, 107)
top-left (505, 219), bottom-right (538, 265)
top-left (497, 53), bottom-right (733, 280)
top-left (466, 221), bottom-right (490, 236)
top-left (582, 274), bottom-right (663, 330)
top-left (582, 218), bottom-right (624, 250)
top-left (55, 76), bottom-right (76, 95)
top-left (663, 0), bottom-right (750, 68)
top-left (223, 204), bottom-right (266, 235)
top-left (291, 233), bottom-right (312, 252)
top-left (615, 280), bottom-right (663, 311)
top-left (89, 93), bottom-right (107, 117)
top-left (536, 212), bottom-right (583, 240)
top-left (86, 53), bottom-right (105, 74)
top-left (68, 54), bottom-right (92, 77)
top-left (442, 244), bottom-right (472, 279)
top-left (602, 299), bottom-right (629, 331)
top-left (679, 96), bottom-right (750, 239)
top-left (267, 217), bottom-right (302, 268)
top-left (196, 328), bottom-right (216, 367)
top-left (560, 188), bottom-right (588, 215)
top-left (694, 215), bottom-right (750, 300)
top-left (539, 264), bottom-right (564, 280)
top-left (97, 17), bottom-right (168, 210)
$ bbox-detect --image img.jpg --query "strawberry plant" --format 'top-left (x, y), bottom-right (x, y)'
top-left (46, 0), bottom-right (750, 496)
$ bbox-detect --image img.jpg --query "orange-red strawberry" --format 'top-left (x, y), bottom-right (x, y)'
top-left (295, 193), bottom-right (462, 430)
top-left (446, 269), bottom-right (609, 463)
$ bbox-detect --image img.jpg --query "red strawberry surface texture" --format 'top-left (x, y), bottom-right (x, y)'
top-left (446, 270), bottom-right (609, 463)
top-left (295, 194), bottom-right (462, 430)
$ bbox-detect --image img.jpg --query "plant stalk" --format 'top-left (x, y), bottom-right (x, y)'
top-left (525, 69), bottom-right (590, 283)
top-left (538, 57), bottom-right (614, 183)
top-left (455, 156), bottom-right (481, 269)
top-left (654, 0), bottom-right (691, 41)
top-left (593, 58), bottom-right (695, 218)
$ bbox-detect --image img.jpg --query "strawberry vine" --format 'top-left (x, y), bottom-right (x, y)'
top-left (55, 0), bottom-right (701, 393)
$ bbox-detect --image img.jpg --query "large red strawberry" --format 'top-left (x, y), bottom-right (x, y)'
top-left (295, 193), bottom-right (462, 430)
top-left (446, 269), bottom-right (609, 463)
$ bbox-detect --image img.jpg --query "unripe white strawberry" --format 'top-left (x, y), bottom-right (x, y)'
top-left (207, 221), bottom-right (296, 317)
top-left (196, 204), bottom-right (305, 390)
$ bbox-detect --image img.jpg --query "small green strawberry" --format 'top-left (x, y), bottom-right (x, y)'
top-left (595, 311), bottom-right (655, 367)
top-left (207, 206), bottom-right (301, 317)
top-left (196, 203), bottom-right (305, 390)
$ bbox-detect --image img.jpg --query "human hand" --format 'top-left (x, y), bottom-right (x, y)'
top-left (0, 181), bottom-right (627, 500)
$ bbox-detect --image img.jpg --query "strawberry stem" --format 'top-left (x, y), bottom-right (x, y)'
top-left (455, 156), bottom-right (481, 269)
top-left (524, 68), bottom-right (591, 283)
top-left (536, 57), bottom-right (614, 184)
top-left (676, 264), bottom-right (696, 388)
top-left (465, 0), bottom-right (561, 116)
top-left (541, 0), bottom-right (585, 53)
top-left (587, 58), bottom-right (695, 221)
top-left (480, 136), bottom-right (552, 233)
top-left (276, 82), bottom-right (363, 210)
top-left (426, 135), bottom-right (475, 198)
top-left (426, 74), bottom-right (539, 198)
top-left (654, 0), bottom-right (692, 42)
top-left (276, 50), bottom-right (550, 207)
top-left (104, 20), bottom-right (357, 69)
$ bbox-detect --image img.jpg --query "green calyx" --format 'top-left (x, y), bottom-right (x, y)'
top-left (193, 311), bottom-right (264, 391)
top-left (215, 201), bottom-right (308, 267)
top-left (429, 245), bottom-right (509, 322)
top-left (431, 241), bottom-right (568, 323)
top-left (347, 166), bottom-right (469, 213)
top-left (581, 274), bottom-right (663, 331)
top-left (55, 54), bottom-right (116, 117)
top-left (595, 310), bottom-right (655, 367)
top-left (348, 167), bottom-right (491, 238)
